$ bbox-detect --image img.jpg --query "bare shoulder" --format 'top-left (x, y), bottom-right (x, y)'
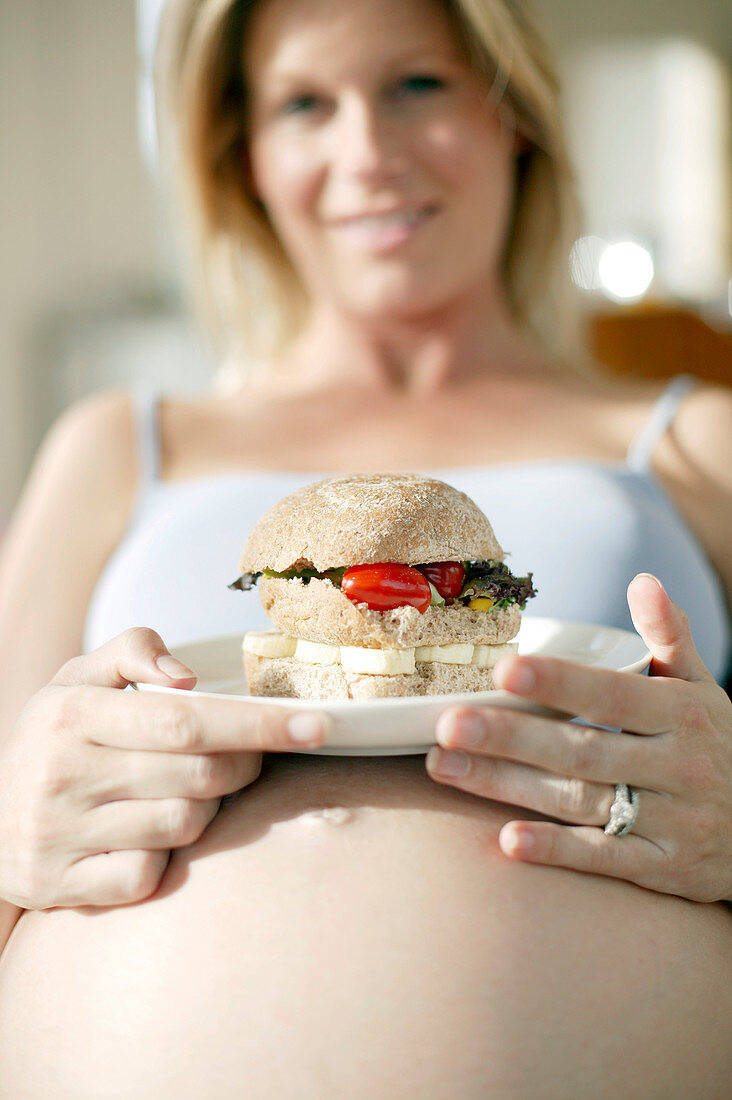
top-left (548, 371), bottom-right (732, 598)
top-left (669, 382), bottom-right (732, 488)
top-left (655, 381), bottom-right (732, 593)
top-left (0, 390), bottom-right (138, 698)
top-left (15, 389), bottom-right (138, 547)
top-left (50, 385), bottom-right (134, 442)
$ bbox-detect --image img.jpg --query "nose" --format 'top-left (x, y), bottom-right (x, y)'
top-left (333, 93), bottom-right (409, 184)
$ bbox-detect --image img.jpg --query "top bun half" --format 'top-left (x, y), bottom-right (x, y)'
top-left (239, 473), bottom-right (503, 573)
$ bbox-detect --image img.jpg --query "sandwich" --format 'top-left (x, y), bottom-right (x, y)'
top-left (229, 473), bottom-right (536, 700)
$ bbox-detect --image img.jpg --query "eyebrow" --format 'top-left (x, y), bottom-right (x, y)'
top-left (261, 45), bottom-right (465, 87)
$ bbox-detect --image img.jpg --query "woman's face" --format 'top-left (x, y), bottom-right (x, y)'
top-left (245, 0), bottom-right (519, 321)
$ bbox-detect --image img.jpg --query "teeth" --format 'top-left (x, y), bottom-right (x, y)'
top-left (347, 209), bottom-right (427, 230)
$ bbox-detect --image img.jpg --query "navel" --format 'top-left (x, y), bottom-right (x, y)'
top-left (299, 806), bottom-right (355, 827)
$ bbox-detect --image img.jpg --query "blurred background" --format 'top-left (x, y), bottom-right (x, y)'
top-left (0, 0), bottom-right (730, 526)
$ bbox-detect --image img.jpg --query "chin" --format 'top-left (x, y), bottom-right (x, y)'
top-left (331, 250), bottom-right (492, 322)
top-left (339, 274), bottom-right (463, 323)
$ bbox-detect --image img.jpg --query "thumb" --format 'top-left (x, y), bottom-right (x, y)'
top-left (627, 573), bottom-right (712, 684)
top-left (52, 627), bottom-right (197, 690)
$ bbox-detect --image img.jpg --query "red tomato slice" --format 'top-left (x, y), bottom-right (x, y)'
top-left (341, 563), bottom-right (432, 614)
top-left (417, 561), bottom-right (466, 599)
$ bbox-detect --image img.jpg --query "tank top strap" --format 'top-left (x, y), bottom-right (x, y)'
top-left (130, 383), bottom-right (161, 488)
top-left (625, 374), bottom-right (697, 474)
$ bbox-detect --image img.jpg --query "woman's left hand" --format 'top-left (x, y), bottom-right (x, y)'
top-left (426, 573), bottom-right (732, 902)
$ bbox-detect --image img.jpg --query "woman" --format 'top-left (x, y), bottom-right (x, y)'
top-left (0, 0), bottom-right (730, 1094)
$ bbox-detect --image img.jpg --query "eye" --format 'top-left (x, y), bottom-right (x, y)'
top-left (280, 94), bottom-right (321, 116)
top-left (394, 74), bottom-right (446, 98)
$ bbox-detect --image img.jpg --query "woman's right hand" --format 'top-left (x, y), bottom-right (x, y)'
top-left (0, 628), bottom-right (327, 910)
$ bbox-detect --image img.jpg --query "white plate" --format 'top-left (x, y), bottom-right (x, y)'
top-left (134, 618), bottom-right (651, 756)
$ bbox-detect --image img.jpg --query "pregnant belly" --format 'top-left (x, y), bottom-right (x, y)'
top-left (1, 754), bottom-right (730, 1100)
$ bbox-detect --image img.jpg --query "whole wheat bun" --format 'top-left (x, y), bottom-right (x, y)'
top-left (239, 473), bottom-right (503, 574)
top-left (259, 576), bottom-right (521, 648)
top-left (244, 651), bottom-right (496, 701)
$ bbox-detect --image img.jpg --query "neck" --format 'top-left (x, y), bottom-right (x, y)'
top-left (269, 282), bottom-right (548, 400)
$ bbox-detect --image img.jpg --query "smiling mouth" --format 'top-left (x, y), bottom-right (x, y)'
top-left (328, 204), bottom-right (439, 251)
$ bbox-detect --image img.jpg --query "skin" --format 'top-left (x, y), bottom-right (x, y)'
top-left (0, 0), bottom-right (731, 1091)
top-left (0, 0), bottom-right (729, 937)
top-left (242, 0), bottom-right (732, 899)
top-left (244, 0), bottom-right (536, 394)
top-left (434, 575), bottom-right (732, 901)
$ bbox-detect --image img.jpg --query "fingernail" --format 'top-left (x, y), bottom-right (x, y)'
top-left (636, 572), bottom-right (664, 592)
top-left (155, 654), bottom-right (196, 679)
top-left (494, 659), bottom-right (535, 694)
top-left (427, 747), bottom-right (471, 778)
top-left (287, 712), bottom-right (329, 744)
top-left (438, 710), bottom-right (484, 749)
top-left (501, 824), bottom-right (535, 854)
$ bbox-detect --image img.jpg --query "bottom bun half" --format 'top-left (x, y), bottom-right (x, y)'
top-left (244, 652), bottom-right (495, 701)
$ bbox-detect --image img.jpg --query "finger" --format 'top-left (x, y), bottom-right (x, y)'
top-left (492, 654), bottom-right (679, 735)
top-left (87, 745), bottom-right (263, 802)
top-left (498, 820), bottom-right (669, 893)
top-left (73, 683), bottom-right (329, 752)
top-left (52, 627), bottom-right (198, 690)
top-left (60, 850), bottom-right (170, 908)
top-left (427, 748), bottom-right (667, 830)
top-left (79, 797), bottom-right (221, 855)
top-left (436, 705), bottom-right (669, 789)
top-left (627, 573), bottom-right (714, 684)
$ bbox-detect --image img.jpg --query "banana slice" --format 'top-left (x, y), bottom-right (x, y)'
top-left (339, 646), bottom-right (416, 675)
top-left (415, 643), bottom-right (474, 665)
top-left (243, 632), bottom-right (297, 659)
top-left (471, 642), bottom-right (519, 669)
top-left (243, 633), bottom-right (518, 673)
top-left (294, 639), bottom-right (340, 665)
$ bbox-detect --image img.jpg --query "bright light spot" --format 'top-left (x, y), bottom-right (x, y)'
top-left (598, 241), bottom-right (654, 300)
top-left (569, 235), bottom-right (608, 291)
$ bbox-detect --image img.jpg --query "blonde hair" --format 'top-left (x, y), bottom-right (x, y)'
top-left (155, 0), bottom-right (587, 374)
